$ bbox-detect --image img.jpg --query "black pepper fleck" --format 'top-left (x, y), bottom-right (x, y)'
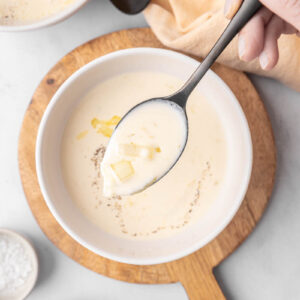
top-left (47, 78), bottom-right (55, 85)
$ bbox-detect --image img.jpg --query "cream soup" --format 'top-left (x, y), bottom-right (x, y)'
top-left (61, 72), bottom-right (227, 240)
top-left (0, 0), bottom-right (77, 25)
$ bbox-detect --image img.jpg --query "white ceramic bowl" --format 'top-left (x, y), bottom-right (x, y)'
top-left (0, 0), bottom-right (88, 32)
top-left (0, 229), bottom-right (38, 300)
top-left (36, 48), bottom-right (253, 265)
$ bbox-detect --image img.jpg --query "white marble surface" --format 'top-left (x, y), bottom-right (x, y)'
top-left (0, 1), bottom-right (299, 299)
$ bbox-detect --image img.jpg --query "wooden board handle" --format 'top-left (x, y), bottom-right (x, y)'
top-left (169, 254), bottom-right (225, 300)
top-left (18, 28), bottom-right (275, 295)
top-left (180, 270), bottom-right (225, 300)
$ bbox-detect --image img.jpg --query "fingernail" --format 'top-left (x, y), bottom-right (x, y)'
top-left (259, 52), bottom-right (269, 69)
top-left (238, 36), bottom-right (246, 59)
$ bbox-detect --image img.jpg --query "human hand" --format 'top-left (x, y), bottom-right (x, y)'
top-left (224, 0), bottom-right (300, 70)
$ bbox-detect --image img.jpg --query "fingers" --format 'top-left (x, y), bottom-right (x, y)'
top-left (224, 0), bottom-right (243, 19)
top-left (258, 15), bottom-right (297, 70)
top-left (238, 7), bottom-right (273, 61)
top-left (259, 0), bottom-right (300, 31)
top-left (224, 0), bottom-right (299, 70)
top-left (259, 15), bottom-right (282, 69)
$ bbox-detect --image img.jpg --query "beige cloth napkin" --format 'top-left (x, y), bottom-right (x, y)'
top-left (144, 0), bottom-right (300, 92)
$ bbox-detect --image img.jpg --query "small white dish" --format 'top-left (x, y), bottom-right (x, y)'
top-left (0, 0), bottom-right (88, 32)
top-left (0, 229), bottom-right (38, 300)
top-left (36, 48), bottom-right (253, 265)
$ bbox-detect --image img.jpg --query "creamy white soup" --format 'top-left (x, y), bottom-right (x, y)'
top-left (61, 72), bottom-right (228, 240)
top-left (0, 0), bottom-right (78, 25)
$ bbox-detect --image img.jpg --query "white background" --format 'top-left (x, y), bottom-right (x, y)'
top-left (0, 1), bottom-right (300, 299)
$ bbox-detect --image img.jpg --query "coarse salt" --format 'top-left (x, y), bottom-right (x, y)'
top-left (0, 233), bottom-right (32, 292)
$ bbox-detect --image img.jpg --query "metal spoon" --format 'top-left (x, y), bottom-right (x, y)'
top-left (105, 0), bottom-right (262, 194)
top-left (110, 0), bottom-right (150, 14)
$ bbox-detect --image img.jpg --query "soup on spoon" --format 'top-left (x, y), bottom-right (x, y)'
top-left (101, 100), bottom-right (187, 197)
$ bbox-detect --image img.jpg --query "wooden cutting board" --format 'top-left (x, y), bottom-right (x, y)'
top-left (18, 28), bottom-right (276, 300)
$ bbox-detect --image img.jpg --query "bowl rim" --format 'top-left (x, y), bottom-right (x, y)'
top-left (0, 228), bottom-right (39, 299)
top-left (0, 0), bottom-right (88, 32)
top-left (36, 47), bottom-right (253, 265)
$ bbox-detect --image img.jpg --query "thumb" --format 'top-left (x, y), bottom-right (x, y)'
top-left (259, 0), bottom-right (300, 31)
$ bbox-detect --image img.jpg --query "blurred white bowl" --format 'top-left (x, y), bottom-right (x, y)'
top-left (36, 48), bottom-right (252, 265)
top-left (0, 0), bottom-right (88, 32)
top-left (0, 229), bottom-right (38, 300)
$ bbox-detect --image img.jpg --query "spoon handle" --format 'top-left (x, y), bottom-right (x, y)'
top-left (171, 0), bottom-right (262, 106)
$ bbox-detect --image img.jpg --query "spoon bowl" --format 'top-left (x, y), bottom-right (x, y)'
top-left (101, 97), bottom-right (188, 196)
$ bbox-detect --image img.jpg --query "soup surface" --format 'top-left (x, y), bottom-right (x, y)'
top-left (61, 72), bottom-right (228, 240)
top-left (0, 0), bottom-right (78, 25)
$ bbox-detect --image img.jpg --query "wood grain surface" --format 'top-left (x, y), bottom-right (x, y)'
top-left (18, 28), bottom-right (276, 300)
